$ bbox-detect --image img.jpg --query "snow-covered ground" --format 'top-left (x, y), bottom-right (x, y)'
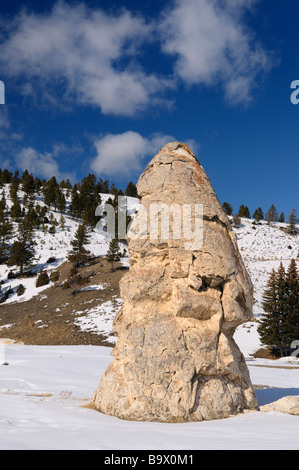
top-left (0, 343), bottom-right (298, 450)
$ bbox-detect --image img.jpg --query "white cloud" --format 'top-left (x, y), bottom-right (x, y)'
top-left (159, 0), bottom-right (272, 104)
top-left (0, 2), bottom-right (173, 116)
top-left (91, 131), bottom-right (179, 176)
top-left (16, 146), bottom-right (74, 181)
top-left (0, 0), bottom-right (273, 115)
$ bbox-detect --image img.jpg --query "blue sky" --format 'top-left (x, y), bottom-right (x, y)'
top-left (0, 0), bottom-right (298, 217)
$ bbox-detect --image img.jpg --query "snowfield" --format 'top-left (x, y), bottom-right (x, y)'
top-left (0, 343), bottom-right (298, 450)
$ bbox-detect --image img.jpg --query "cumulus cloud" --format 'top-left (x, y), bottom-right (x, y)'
top-left (0, 1), bottom-right (173, 116)
top-left (15, 146), bottom-right (75, 181)
top-left (0, 0), bottom-right (273, 115)
top-left (91, 131), bottom-right (180, 176)
top-left (159, 0), bottom-right (272, 104)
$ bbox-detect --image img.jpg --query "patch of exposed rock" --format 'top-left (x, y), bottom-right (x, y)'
top-left (91, 142), bottom-right (258, 422)
top-left (260, 396), bottom-right (299, 416)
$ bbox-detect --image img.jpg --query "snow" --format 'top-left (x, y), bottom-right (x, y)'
top-left (74, 298), bottom-right (124, 341)
top-left (0, 343), bottom-right (298, 450)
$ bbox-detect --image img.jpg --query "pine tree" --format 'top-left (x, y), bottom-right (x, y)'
top-left (238, 205), bottom-right (251, 219)
top-left (265, 204), bottom-right (279, 224)
top-left (279, 212), bottom-right (285, 223)
top-left (68, 224), bottom-right (90, 268)
top-left (8, 221), bottom-right (36, 274)
top-left (284, 260), bottom-right (299, 346)
top-left (286, 209), bottom-right (297, 235)
top-left (125, 181), bottom-right (138, 198)
top-left (21, 170), bottom-right (35, 196)
top-left (69, 185), bottom-right (82, 219)
top-left (258, 269), bottom-right (280, 351)
top-left (44, 176), bottom-right (59, 210)
top-left (253, 207), bottom-right (264, 222)
top-left (222, 202), bottom-right (233, 216)
top-left (0, 218), bottom-right (13, 262)
top-left (106, 238), bottom-right (121, 272)
top-left (258, 262), bottom-right (299, 357)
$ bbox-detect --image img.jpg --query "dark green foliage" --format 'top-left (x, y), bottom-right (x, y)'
top-left (68, 224), bottom-right (91, 268)
top-left (287, 209), bottom-right (297, 235)
top-left (238, 205), bottom-right (251, 219)
top-left (125, 181), bottom-right (138, 198)
top-left (7, 221), bottom-right (36, 274)
top-left (253, 207), bottom-right (264, 222)
top-left (21, 170), bottom-right (35, 196)
top-left (258, 260), bottom-right (299, 356)
top-left (106, 238), bottom-right (121, 272)
top-left (279, 212), bottom-right (285, 223)
top-left (265, 204), bottom-right (279, 224)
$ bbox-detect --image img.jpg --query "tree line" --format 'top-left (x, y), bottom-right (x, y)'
top-left (0, 167), bottom-right (138, 275)
top-left (222, 202), bottom-right (298, 234)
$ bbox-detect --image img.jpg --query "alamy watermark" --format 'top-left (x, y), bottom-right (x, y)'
top-left (95, 197), bottom-right (204, 251)
top-left (0, 81), bottom-right (5, 104)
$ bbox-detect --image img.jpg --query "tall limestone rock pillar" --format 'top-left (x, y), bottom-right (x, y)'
top-left (91, 142), bottom-right (258, 422)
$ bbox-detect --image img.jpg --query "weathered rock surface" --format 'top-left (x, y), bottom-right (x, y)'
top-left (91, 142), bottom-right (258, 422)
top-left (260, 396), bottom-right (299, 416)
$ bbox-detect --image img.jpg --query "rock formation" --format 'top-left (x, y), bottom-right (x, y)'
top-left (91, 142), bottom-right (258, 422)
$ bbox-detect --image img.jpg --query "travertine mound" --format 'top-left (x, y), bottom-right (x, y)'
top-left (91, 142), bottom-right (258, 422)
top-left (260, 396), bottom-right (299, 415)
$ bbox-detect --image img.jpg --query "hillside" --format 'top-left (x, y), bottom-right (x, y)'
top-left (0, 182), bottom-right (298, 358)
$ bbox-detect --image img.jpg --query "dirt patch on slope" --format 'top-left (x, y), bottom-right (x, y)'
top-left (0, 257), bottom-right (127, 346)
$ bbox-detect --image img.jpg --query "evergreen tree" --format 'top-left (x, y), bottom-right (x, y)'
top-left (21, 170), bottom-right (35, 196)
top-left (258, 269), bottom-right (280, 351)
top-left (69, 185), bottom-right (83, 219)
top-left (68, 224), bottom-right (90, 268)
top-left (265, 204), bottom-right (279, 224)
top-left (284, 259), bottom-right (299, 345)
top-left (0, 217), bottom-right (13, 263)
top-left (125, 181), bottom-right (138, 198)
top-left (222, 202), bottom-right (233, 216)
top-left (278, 212), bottom-right (285, 223)
top-left (8, 221), bottom-right (36, 274)
top-left (106, 238), bottom-right (121, 272)
top-left (79, 174), bottom-right (101, 225)
top-left (57, 190), bottom-right (66, 214)
top-left (253, 207), bottom-right (264, 222)
top-left (286, 209), bottom-right (297, 235)
top-left (258, 261), bottom-right (299, 356)
top-left (238, 205), bottom-right (251, 219)
top-left (44, 176), bottom-right (59, 210)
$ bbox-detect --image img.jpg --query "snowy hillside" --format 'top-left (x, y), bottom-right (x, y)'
top-left (0, 182), bottom-right (298, 357)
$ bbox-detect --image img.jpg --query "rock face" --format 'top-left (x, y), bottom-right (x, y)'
top-left (91, 142), bottom-right (258, 422)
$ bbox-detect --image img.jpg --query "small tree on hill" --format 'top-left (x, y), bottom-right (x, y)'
top-left (68, 224), bottom-right (90, 269)
top-left (222, 202), bottom-right (233, 216)
top-left (265, 204), bottom-right (279, 224)
top-left (125, 181), bottom-right (138, 198)
top-left (253, 207), bottom-right (264, 222)
top-left (106, 238), bottom-right (121, 272)
top-left (286, 209), bottom-right (297, 235)
top-left (238, 205), bottom-right (251, 219)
